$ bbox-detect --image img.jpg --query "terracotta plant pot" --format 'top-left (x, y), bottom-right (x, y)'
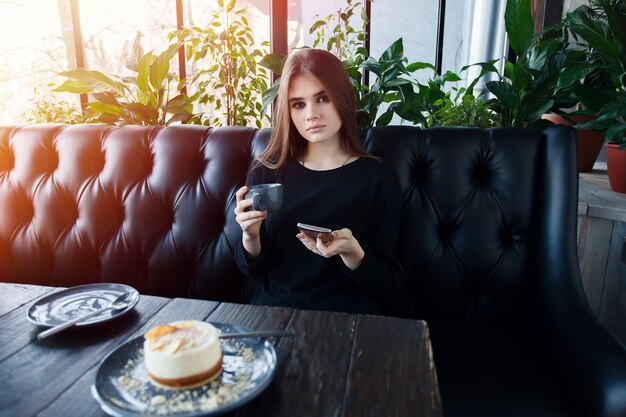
top-left (542, 113), bottom-right (605, 172)
top-left (606, 144), bottom-right (626, 194)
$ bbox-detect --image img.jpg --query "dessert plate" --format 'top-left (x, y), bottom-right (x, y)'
top-left (92, 322), bottom-right (278, 417)
top-left (27, 283), bottom-right (140, 327)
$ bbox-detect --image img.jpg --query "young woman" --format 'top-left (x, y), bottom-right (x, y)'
top-left (233, 48), bottom-right (406, 315)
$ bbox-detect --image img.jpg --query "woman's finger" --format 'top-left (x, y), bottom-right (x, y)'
top-left (317, 238), bottom-right (338, 257)
top-left (331, 228), bottom-right (352, 241)
top-left (297, 233), bottom-right (322, 255)
top-left (235, 198), bottom-right (254, 214)
top-left (235, 185), bottom-right (248, 201)
top-left (236, 210), bottom-right (266, 223)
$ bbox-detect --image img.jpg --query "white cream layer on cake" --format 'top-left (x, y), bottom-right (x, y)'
top-left (143, 320), bottom-right (222, 388)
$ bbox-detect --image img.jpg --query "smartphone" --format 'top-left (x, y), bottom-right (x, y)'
top-left (297, 223), bottom-right (334, 244)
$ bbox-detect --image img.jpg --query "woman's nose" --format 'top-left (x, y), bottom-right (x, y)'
top-left (306, 110), bottom-right (319, 121)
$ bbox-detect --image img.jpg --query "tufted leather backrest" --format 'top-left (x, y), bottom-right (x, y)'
top-left (0, 124), bottom-right (255, 301)
top-left (363, 126), bottom-right (570, 321)
top-left (0, 124), bottom-right (577, 319)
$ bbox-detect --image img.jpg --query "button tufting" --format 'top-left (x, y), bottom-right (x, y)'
top-left (501, 228), bottom-right (515, 247)
top-left (49, 152), bottom-right (59, 173)
top-left (1, 151), bottom-right (14, 172)
top-left (194, 157), bottom-right (208, 178)
top-left (438, 222), bottom-right (454, 242)
top-left (95, 152), bottom-right (105, 174)
top-left (473, 163), bottom-right (489, 185)
top-left (469, 283), bottom-right (482, 297)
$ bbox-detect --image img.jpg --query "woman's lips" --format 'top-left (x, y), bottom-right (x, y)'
top-left (307, 125), bottom-right (325, 132)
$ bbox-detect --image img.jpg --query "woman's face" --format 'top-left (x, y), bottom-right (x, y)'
top-left (288, 73), bottom-right (342, 146)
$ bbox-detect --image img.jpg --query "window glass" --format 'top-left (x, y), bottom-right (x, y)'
top-left (371, 0), bottom-right (437, 83)
top-left (288, 0), bottom-right (364, 53)
top-left (77, 0), bottom-right (177, 77)
top-left (0, 1), bottom-right (70, 123)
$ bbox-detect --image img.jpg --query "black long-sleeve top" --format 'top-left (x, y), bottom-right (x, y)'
top-left (234, 156), bottom-right (406, 315)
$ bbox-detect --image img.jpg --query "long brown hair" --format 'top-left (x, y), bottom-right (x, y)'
top-left (257, 49), bottom-right (371, 169)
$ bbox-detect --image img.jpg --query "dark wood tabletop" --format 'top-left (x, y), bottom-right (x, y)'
top-left (0, 283), bottom-right (442, 417)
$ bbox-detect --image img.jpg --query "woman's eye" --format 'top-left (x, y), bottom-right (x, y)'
top-left (318, 95), bottom-right (330, 103)
top-left (291, 102), bottom-right (304, 110)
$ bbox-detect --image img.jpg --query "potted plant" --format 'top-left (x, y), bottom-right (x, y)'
top-left (485, 0), bottom-right (580, 129)
top-left (171, 0), bottom-right (270, 128)
top-left (427, 93), bottom-right (501, 128)
top-left (53, 37), bottom-right (197, 125)
top-left (23, 84), bottom-right (85, 124)
top-left (566, 0), bottom-right (626, 192)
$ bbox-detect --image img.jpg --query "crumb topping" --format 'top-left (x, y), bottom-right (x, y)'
top-left (144, 322), bottom-right (210, 354)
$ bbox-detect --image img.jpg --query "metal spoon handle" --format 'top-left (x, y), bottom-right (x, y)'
top-left (37, 304), bottom-right (112, 341)
top-left (219, 330), bottom-right (295, 339)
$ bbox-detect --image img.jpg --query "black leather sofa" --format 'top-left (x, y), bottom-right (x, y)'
top-left (1, 124), bottom-right (625, 417)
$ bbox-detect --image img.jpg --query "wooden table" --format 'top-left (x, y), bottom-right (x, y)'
top-left (0, 283), bottom-right (442, 417)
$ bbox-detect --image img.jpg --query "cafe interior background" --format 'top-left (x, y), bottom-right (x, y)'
top-left (0, 0), bottom-right (623, 343)
top-left (0, 0), bottom-right (587, 124)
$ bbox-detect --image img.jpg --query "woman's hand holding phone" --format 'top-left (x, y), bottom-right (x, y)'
top-left (297, 223), bottom-right (334, 244)
top-left (296, 224), bottom-right (365, 269)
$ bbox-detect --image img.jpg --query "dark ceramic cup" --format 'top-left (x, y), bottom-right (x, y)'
top-left (245, 183), bottom-right (283, 212)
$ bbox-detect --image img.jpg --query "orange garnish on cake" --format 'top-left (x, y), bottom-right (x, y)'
top-left (145, 324), bottom-right (179, 339)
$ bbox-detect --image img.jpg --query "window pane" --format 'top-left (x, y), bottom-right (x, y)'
top-left (287, 0), bottom-right (364, 52)
top-left (77, 0), bottom-right (177, 77)
top-left (371, 0), bottom-right (438, 82)
top-left (0, 1), bottom-right (71, 123)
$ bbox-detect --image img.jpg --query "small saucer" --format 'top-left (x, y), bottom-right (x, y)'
top-left (27, 283), bottom-right (139, 327)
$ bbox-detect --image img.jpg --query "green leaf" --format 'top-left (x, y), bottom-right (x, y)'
top-left (462, 60), bottom-right (500, 94)
top-left (375, 108), bottom-right (394, 126)
top-left (137, 51), bottom-right (155, 94)
top-left (226, 0), bottom-right (236, 12)
top-left (261, 79), bottom-right (280, 116)
top-left (150, 44), bottom-right (178, 90)
top-left (127, 102), bottom-right (157, 124)
top-left (91, 92), bottom-right (121, 106)
top-left (442, 71), bottom-right (462, 83)
top-left (406, 61), bottom-right (436, 73)
top-left (605, 123), bottom-right (626, 142)
top-left (505, 0), bottom-right (535, 56)
top-left (566, 8), bottom-right (622, 67)
top-left (511, 62), bottom-right (532, 91)
top-left (86, 102), bottom-right (125, 118)
top-left (259, 53), bottom-right (286, 74)
top-left (556, 64), bottom-right (594, 91)
top-left (166, 112), bottom-right (194, 125)
top-left (486, 80), bottom-right (517, 110)
top-left (380, 38), bottom-right (404, 62)
top-left (603, 0), bottom-right (626, 47)
top-left (576, 117), bottom-right (616, 131)
top-left (361, 58), bottom-right (383, 76)
top-left (571, 84), bottom-right (613, 112)
top-left (52, 79), bottom-right (93, 94)
top-left (58, 69), bottom-right (127, 96)
top-left (596, 99), bottom-right (626, 120)
top-left (309, 20), bottom-right (327, 34)
top-left (217, 0), bottom-right (224, 7)
top-left (526, 98), bottom-right (555, 125)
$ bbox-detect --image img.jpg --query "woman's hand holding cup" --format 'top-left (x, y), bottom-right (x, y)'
top-left (234, 186), bottom-right (267, 238)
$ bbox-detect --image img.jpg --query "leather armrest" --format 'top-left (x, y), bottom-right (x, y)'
top-left (535, 126), bottom-right (626, 417)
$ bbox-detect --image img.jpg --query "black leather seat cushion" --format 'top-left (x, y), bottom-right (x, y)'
top-left (430, 320), bottom-right (581, 417)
